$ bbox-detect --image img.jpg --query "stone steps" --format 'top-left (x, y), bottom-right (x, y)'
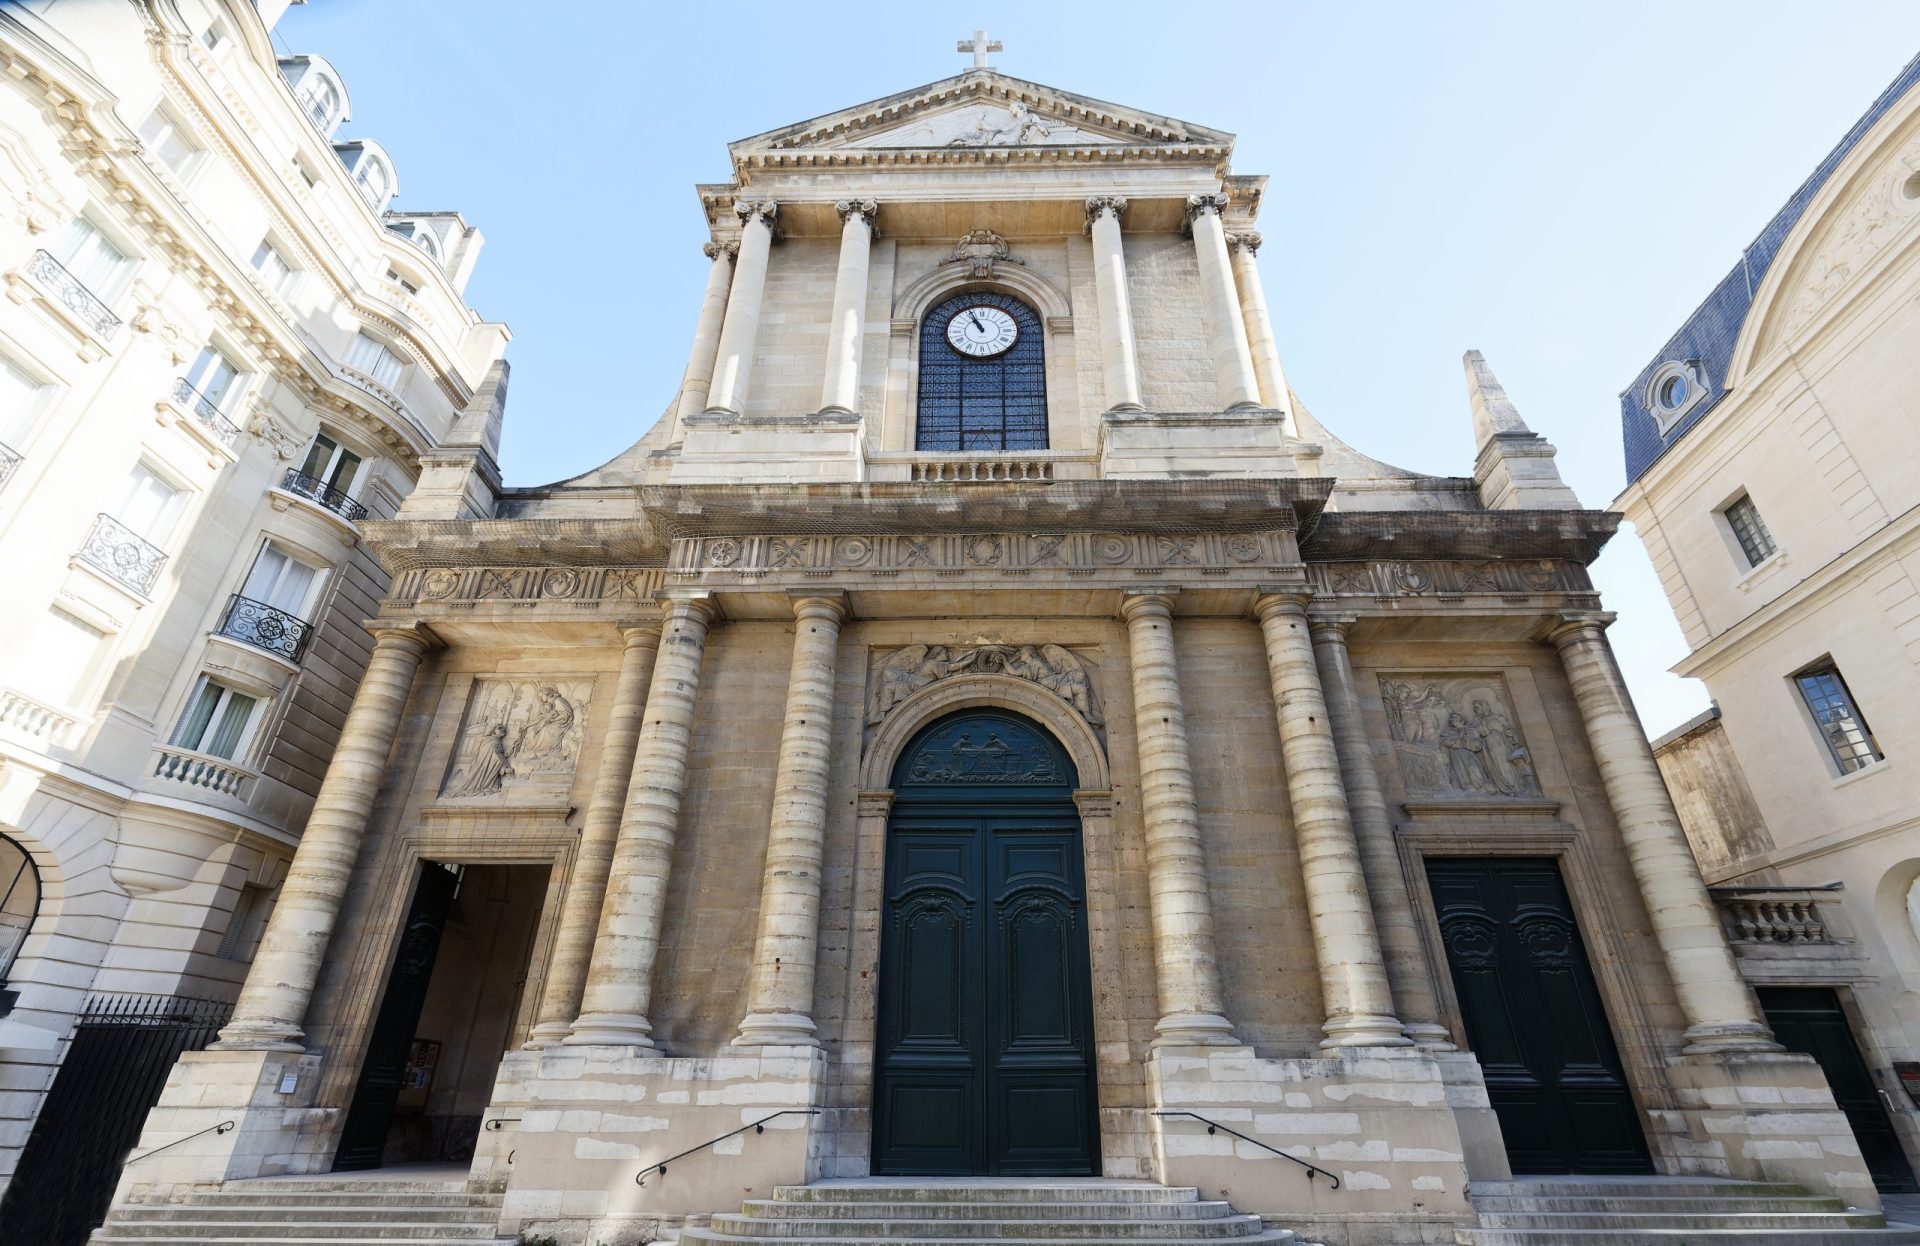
top-left (676, 1182), bottom-right (1309, 1246)
top-left (91, 1176), bottom-right (513, 1246)
top-left (1455, 1176), bottom-right (1920, 1245)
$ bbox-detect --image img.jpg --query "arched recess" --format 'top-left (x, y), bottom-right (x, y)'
top-left (861, 673), bottom-right (1110, 795)
top-left (0, 831), bottom-right (43, 983)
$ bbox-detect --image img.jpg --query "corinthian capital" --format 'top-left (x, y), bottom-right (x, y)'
top-left (735, 198), bottom-right (779, 229)
top-left (1226, 230), bottom-right (1262, 256)
top-left (702, 239), bottom-right (739, 261)
top-left (1083, 195), bottom-right (1129, 232)
top-left (834, 197), bottom-right (879, 231)
top-left (1183, 192), bottom-right (1231, 231)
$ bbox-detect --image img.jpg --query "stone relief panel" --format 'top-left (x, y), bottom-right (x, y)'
top-left (1378, 674), bottom-right (1541, 800)
top-left (867, 644), bottom-right (1101, 727)
top-left (1776, 133), bottom-right (1920, 343)
top-left (1307, 559), bottom-right (1591, 598)
top-left (677, 530), bottom-right (1290, 576)
top-left (389, 566), bottom-right (664, 609)
top-left (442, 678), bottom-right (594, 801)
top-left (842, 101), bottom-right (1098, 149)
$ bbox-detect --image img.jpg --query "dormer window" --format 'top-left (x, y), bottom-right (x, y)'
top-left (1647, 358), bottom-right (1710, 433)
top-left (354, 156), bottom-right (392, 210)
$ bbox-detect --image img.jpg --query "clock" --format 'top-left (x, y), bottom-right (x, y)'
top-left (945, 304), bottom-right (1019, 357)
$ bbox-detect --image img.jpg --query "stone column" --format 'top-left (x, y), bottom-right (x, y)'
top-left (1547, 612), bottom-right (1776, 1054)
top-left (213, 624), bottom-right (434, 1050)
top-left (818, 200), bottom-right (876, 416)
top-left (1120, 592), bottom-right (1235, 1047)
top-left (1227, 231), bottom-right (1293, 413)
top-left (704, 199), bottom-right (777, 416)
top-left (524, 623), bottom-right (662, 1047)
top-left (1186, 194), bottom-right (1262, 411)
top-left (1253, 592), bottom-right (1409, 1048)
top-left (669, 241), bottom-right (735, 442)
top-left (565, 596), bottom-right (718, 1047)
top-left (1085, 196), bottom-right (1143, 412)
top-left (735, 594), bottom-right (848, 1047)
top-left (1309, 615), bottom-right (1451, 1047)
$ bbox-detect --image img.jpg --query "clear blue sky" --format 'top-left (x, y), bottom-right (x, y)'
top-left (280, 1), bottom-right (1920, 736)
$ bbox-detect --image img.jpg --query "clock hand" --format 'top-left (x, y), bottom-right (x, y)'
top-left (969, 312), bottom-right (986, 335)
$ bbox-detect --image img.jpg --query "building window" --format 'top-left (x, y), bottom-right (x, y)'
top-left (0, 353), bottom-right (54, 452)
top-left (240, 541), bottom-right (327, 616)
top-left (49, 217), bottom-right (133, 304)
top-left (171, 676), bottom-right (260, 762)
top-left (1722, 493), bottom-right (1777, 567)
top-left (1647, 358), bottom-right (1709, 433)
top-left (113, 461), bottom-right (189, 546)
top-left (15, 609), bottom-right (106, 710)
top-left (295, 74), bottom-right (342, 134)
top-left (352, 156), bottom-right (393, 211)
top-left (915, 291), bottom-right (1047, 452)
top-left (297, 431), bottom-right (364, 497)
top-left (183, 345), bottom-right (244, 414)
top-left (137, 105), bottom-right (203, 178)
top-left (0, 834), bottom-right (40, 984)
top-left (343, 333), bottom-right (403, 389)
top-left (1794, 660), bottom-right (1881, 775)
top-left (251, 241), bottom-right (300, 302)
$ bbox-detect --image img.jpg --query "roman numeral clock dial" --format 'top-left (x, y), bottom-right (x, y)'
top-left (945, 304), bottom-right (1019, 357)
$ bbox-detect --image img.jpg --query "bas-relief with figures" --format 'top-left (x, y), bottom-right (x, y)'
top-left (89, 20), bottom-right (1907, 1246)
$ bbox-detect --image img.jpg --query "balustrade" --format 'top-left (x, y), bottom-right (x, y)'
top-left (279, 468), bottom-right (369, 522)
top-left (910, 457), bottom-right (1055, 482)
top-left (75, 512), bottom-right (168, 596)
top-left (1711, 886), bottom-right (1842, 945)
top-left (0, 688), bottom-right (79, 748)
top-left (216, 593), bottom-right (314, 664)
top-left (25, 249), bottom-right (121, 339)
top-left (152, 745), bottom-right (256, 798)
top-left (169, 378), bottom-right (242, 448)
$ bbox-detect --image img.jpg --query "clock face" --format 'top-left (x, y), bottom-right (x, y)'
top-left (945, 304), bottom-right (1019, 357)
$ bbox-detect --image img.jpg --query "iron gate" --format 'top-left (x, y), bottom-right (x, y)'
top-left (0, 993), bottom-right (230, 1246)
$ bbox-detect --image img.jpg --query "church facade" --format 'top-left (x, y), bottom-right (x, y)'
top-left (113, 55), bottom-right (1886, 1246)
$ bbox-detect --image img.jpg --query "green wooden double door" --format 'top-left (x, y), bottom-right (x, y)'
top-left (872, 711), bottom-right (1099, 1175)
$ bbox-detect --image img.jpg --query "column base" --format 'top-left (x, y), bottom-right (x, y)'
top-left (733, 1011), bottom-right (821, 1049)
top-left (1681, 1019), bottom-right (1782, 1055)
top-left (1149, 1012), bottom-right (1238, 1049)
top-left (209, 1018), bottom-right (306, 1052)
top-left (521, 1020), bottom-right (572, 1049)
top-left (1405, 1021), bottom-right (1458, 1051)
top-left (562, 1012), bottom-right (657, 1048)
top-left (1320, 1013), bottom-right (1416, 1048)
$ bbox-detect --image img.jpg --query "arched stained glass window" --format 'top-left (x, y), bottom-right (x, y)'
top-left (916, 291), bottom-right (1047, 451)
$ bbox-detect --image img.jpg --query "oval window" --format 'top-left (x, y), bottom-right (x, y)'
top-left (1660, 374), bottom-right (1688, 409)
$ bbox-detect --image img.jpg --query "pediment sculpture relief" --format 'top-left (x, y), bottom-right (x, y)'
top-left (868, 644), bottom-right (1101, 726)
top-left (843, 101), bottom-right (1102, 150)
top-left (442, 677), bottom-right (593, 800)
top-left (1379, 676), bottom-right (1540, 800)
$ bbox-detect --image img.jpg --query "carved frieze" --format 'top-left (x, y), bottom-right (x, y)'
top-left (442, 678), bottom-right (594, 800)
top-left (1308, 559), bottom-right (1589, 598)
top-left (676, 530), bottom-right (1289, 576)
top-left (868, 644), bottom-right (1101, 727)
top-left (389, 566), bottom-right (665, 609)
top-left (1379, 675), bottom-right (1541, 800)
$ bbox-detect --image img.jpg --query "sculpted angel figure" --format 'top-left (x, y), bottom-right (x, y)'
top-left (1007, 644), bottom-right (1100, 723)
top-left (449, 722), bottom-right (514, 797)
top-left (512, 684), bottom-right (578, 770)
top-left (868, 645), bottom-right (979, 722)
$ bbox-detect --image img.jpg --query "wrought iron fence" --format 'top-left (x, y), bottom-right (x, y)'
top-left (217, 593), bottom-right (313, 663)
top-left (0, 440), bottom-right (20, 495)
top-left (75, 512), bottom-right (167, 596)
top-left (25, 249), bottom-right (122, 339)
top-left (169, 378), bottom-right (241, 448)
top-left (280, 468), bottom-right (368, 522)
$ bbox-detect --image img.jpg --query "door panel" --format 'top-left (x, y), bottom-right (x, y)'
top-left (1428, 858), bottom-right (1651, 1174)
top-left (1758, 987), bottom-right (1918, 1192)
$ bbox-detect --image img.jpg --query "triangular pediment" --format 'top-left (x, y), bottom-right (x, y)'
top-left (730, 71), bottom-right (1234, 158)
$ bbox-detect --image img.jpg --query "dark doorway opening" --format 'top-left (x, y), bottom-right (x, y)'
top-left (334, 861), bottom-right (548, 1170)
top-left (1427, 857), bottom-right (1652, 1174)
top-left (871, 709), bottom-right (1098, 1176)
top-left (1757, 986), bottom-right (1918, 1192)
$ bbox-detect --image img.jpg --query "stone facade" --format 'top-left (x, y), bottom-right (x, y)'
top-left (0, 0), bottom-right (504, 1196)
top-left (98, 43), bottom-right (1882, 1246)
top-left (1623, 56), bottom-right (1920, 1185)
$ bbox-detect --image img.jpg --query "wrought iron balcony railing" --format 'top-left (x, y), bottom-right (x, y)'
top-left (216, 593), bottom-right (314, 664)
top-left (76, 512), bottom-right (167, 596)
top-left (169, 378), bottom-right (242, 448)
top-left (0, 441), bottom-right (20, 495)
top-left (25, 249), bottom-right (122, 340)
top-left (280, 468), bottom-right (368, 522)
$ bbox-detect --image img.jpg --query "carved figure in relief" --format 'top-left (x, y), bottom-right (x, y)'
top-left (948, 101), bottom-right (1056, 147)
top-left (1471, 697), bottom-right (1539, 796)
top-left (1439, 712), bottom-right (1499, 794)
top-left (869, 645), bottom-right (979, 722)
top-left (1380, 676), bottom-right (1541, 800)
top-left (449, 722), bottom-right (514, 797)
top-left (443, 678), bottom-right (593, 799)
top-left (513, 685), bottom-right (579, 770)
top-left (868, 643), bottom-right (1102, 726)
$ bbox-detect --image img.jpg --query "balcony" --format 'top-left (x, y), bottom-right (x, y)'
top-left (216, 593), bottom-right (314, 664)
top-left (280, 468), bottom-right (368, 522)
top-left (0, 688), bottom-right (79, 750)
top-left (152, 744), bottom-right (256, 800)
top-left (0, 441), bottom-right (19, 495)
top-left (23, 249), bottom-right (121, 341)
top-left (75, 512), bottom-right (167, 597)
top-left (168, 378), bottom-right (242, 450)
top-left (1713, 885), bottom-right (1843, 945)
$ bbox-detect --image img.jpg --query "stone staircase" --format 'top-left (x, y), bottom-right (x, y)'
top-left (1457, 1176), bottom-right (1920, 1244)
top-left (90, 1173), bottom-right (514, 1245)
top-left (675, 1180), bottom-right (1309, 1244)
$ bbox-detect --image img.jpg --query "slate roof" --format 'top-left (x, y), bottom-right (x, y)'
top-left (1620, 52), bottom-right (1920, 484)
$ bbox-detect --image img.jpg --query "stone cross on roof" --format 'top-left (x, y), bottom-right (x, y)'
top-left (958, 29), bottom-right (1002, 70)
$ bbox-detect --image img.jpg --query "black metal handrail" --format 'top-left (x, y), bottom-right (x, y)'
top-left (76, 512), bottom-right (168, 596)
top-left (169, 378), bottom-right (242, 448)
top-left (633, 1109), bottom-right (819, 1186)
top-left (1151, 1110), bottom-right (1341, 1189)
top-left (25, 249), bottom-right (122, 339)
top-left (482, 1117), bottom-right (520, 1131)
top-left (124, 1119), bottom-right (233, 1166)
top-left (216, 593), bottom-right (315, 663)
top-left (279, 468), bottom-right (369, 522)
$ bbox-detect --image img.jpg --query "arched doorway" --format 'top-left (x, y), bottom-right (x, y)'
top-left (872, 709), bottom-right (1098, 1176)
